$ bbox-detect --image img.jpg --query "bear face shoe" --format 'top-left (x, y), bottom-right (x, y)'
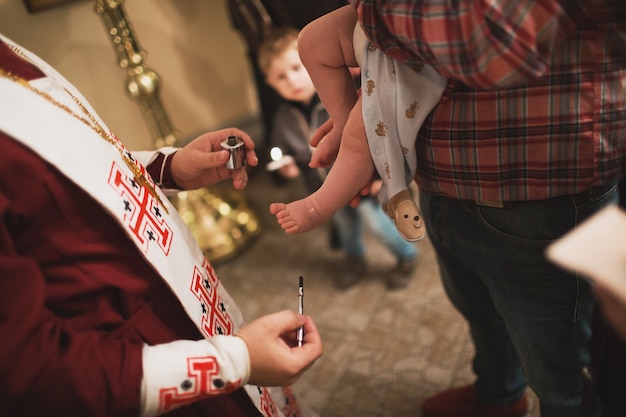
top-left (383, 189), bottom-right (425, 242)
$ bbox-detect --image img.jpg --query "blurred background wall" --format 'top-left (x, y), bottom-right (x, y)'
top-left (0, 0), bottom-right (261, 151)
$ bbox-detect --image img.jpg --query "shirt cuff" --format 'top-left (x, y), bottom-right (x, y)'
top-left (140, 336), bottom-right (250, 417)
top-left (145, 147), bottom-right (180, 191)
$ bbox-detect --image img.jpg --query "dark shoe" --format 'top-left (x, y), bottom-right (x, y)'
top-left (422, 385), bottom-right (527, 417)
top-left (335, 256), bottom-right (366, 290)
top-left (386, 257), bottom-right (417, 290)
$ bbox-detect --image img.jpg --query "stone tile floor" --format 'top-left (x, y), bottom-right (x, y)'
top-left (213, 168), bottom-right (539, 417)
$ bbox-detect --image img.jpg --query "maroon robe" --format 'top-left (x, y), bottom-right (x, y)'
top-left (0, 39), bottom-right (261, 417)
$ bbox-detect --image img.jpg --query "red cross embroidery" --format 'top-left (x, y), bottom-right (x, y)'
top-left (188, 259), bottom-right (284, 417)
top-left (190, 258), bottom-right (234, 338)
top-left (258, 386), bottom-right (280, 417)
top-left (107, 162), bottom-right (173, 255)
top-left (157, 355), bottom-right (241, 413)
top-left (279, 386), bottom-right (302, 417)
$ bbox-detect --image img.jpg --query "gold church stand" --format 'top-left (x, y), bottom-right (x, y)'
top-left (94, 0), bottom-right (260, 263)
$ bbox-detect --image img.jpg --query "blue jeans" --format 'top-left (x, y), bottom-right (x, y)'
top-left (333, 196), bottom-right (417, 260)
top-left (420, 182), bottom-right (618, 417)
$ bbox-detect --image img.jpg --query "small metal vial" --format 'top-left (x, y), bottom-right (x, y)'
top-left (221, 135), bottom-right (246, 169)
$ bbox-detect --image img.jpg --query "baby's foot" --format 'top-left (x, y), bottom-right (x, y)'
top-left (269, 197), bottom-right (330, 234)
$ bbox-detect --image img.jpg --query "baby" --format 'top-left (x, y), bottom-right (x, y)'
top-left (270, 5), bottom-right (447, 241)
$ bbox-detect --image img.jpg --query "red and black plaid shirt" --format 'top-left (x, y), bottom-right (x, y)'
top-left (354, 0), bottom-right (626, 202)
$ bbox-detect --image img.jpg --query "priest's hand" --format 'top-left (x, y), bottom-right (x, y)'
top-left (235, 310), bottom-right (323, 387)
top-left (170, 128), bottom-right (258, 191)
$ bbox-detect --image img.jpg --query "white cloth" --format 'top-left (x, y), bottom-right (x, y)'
top-left (355, 24), bottom-right (448, 203)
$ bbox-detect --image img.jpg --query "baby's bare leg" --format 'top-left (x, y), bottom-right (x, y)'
top-left (270, 98), bottom-right (375, 234)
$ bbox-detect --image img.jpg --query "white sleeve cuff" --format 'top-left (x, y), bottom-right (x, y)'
top-left (140, 336), bottom-right (250, 417)
top-left (134, 147), bottom-right (178, 167)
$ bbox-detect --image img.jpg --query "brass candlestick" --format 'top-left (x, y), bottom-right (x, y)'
top-left (94, 0), bottom-right (260, 263)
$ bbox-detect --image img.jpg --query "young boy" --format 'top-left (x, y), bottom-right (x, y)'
top-left (269, 5), bottom-right (448, 242)
top-left (259, 27), bottom-right (419, 289)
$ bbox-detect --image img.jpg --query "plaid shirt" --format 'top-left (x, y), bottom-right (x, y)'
top-left (354, 0), bottom-right (626, 202)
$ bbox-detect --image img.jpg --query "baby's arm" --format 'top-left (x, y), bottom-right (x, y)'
top-left (298, 5), bottom-right (359, 168)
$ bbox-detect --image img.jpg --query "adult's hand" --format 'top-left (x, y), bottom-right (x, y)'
top-left (170, 128), bottom-right (258, 191)
top-left (236, 310), bottom-right (323, 387)
top-left (309, 118), bottom-right (341, 169)
top-left (309, 118), bottom-right (333, 150)
top-left (594, 283), bottom-right (626, 343)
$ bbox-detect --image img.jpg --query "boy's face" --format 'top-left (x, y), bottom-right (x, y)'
top-left (265, 48), bottom-right (316, 104)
